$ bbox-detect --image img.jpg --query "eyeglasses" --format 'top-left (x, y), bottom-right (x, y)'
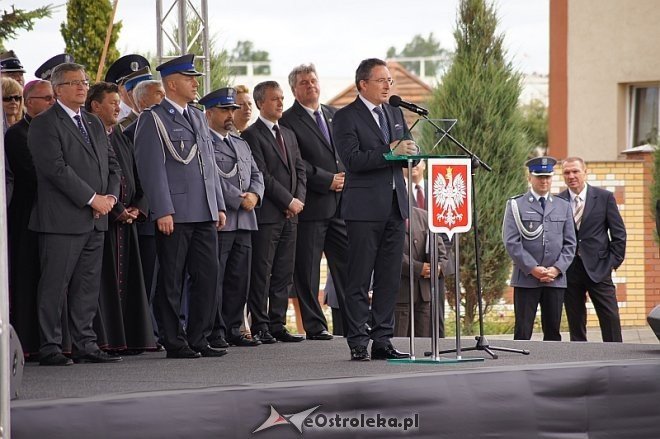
top-left (366, 78), bottom-right (394, 86)
top-left (2, 95), bottom-right (22, 102)
top-left (56, 80), bottom-right (90, 88)
top-left (29, 95), bottom-right (55, 102)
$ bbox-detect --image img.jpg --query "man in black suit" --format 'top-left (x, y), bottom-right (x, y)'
top-left (242, 81), bottom-right (307, 344)
top-left (28, 63), bottom-right (123, 365)
top-left (333, 58), bottom-right (418, 361)
top-left (559, 157), bottom-right (626, 342)
top-left (280, 63), bottom-right (348, 340)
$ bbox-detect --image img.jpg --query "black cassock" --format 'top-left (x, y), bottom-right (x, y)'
top-left (5, 115), bottom-right (71, 357)
top-left (94, 125), bottom-right (155, 352)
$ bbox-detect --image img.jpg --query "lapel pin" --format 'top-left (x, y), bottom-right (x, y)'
top-left (168, 108), bottom-right (175, 114)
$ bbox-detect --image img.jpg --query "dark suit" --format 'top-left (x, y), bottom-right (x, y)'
top-left (28, 102), bottom-right (121, 357)
top-left (395, 208), bottom-right (448, 337)
top-left (134, 99), bottom-right (225, 353)
top-left (558, 185), bottom-right (626, 342)
top-left (208, 130), bottom-right (264, 341)
top-left (280, 101), bottom-right (349, 335)
top-left (333, 96), bottom-right (409, 349)
top-left (242, 117), bottom-right (306, 335)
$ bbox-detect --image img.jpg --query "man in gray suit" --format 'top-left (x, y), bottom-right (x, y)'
top-left (134, 54), bottom-right (227, 359)
top-left (503, 156), bottom-right (576, 341)
top-left (200, 87), bottom-right (264, 348)
top-left (28, 63), bottom-right (122, 365)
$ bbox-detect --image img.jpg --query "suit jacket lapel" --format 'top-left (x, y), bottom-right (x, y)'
top-left (212, 131), bottom-right (237, 159)
top-left (354, 97), bottom-right (388, 144)
top-left (582, 185), bottom-right (597, 224)
top-left (293, 101), bottom-right (334, 152)
top-left (81, 112), bottom-right (102, 164)
top-left (56, 105), bottom-right (97, 159)
top-left (256, 119), bottom-right (288, 169)
top-left (527, 192), bottom-right (544, 216)
top-left (161, 100), bottom-right (195, 134)
top-left (544, 195), bottom-right (557, 216)
top-left (383, 104), bottom-right (399, 142)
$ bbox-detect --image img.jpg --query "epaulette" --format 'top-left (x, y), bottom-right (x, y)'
top-left (509, 193), bottom-right (524, 200)
top-left (228, 132), bottom-right (242, 140)
top-left (188, 103), bottom-right (204, 113)
top-left (142, 104), bottom-right (158, 112)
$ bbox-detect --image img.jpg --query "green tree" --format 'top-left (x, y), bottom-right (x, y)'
top-left (386, 33), bottom-right (452, 77)
top-left (426, 0), bottom-right (528, 334)
top-left (520, 99), bottom-right (548, 151)
top-left (60, 0), bottom-right (122, 79)
top-left (0, 2), bottom-right (55, 51)
top-left (229, 40), bottom-right (270, 75)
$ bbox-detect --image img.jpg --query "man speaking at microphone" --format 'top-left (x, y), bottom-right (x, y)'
top-left (333, 58), bottom-right (417, 361)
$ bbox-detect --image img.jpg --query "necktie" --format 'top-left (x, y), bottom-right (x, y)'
top-left (272, 125), bottom-right (287, 160)
top-left (416, 184), bottom-right (426, 210)
top-left (372, 106), bottom-right (390, 144)
top-left (223, 136), bottom-right (235, 153)
top-left (74, 114), bottom-right (90, 144)
top-left (314, 110), bottom-right (332, 144)
top-left (574, 196), bottom-right (584, 229)
top-left (182, 108), bottom-right (192, 127)
top-left (539, 196), bottom-right (546, 211)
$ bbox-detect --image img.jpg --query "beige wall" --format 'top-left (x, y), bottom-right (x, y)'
top-left (567, 0), bottom-right (660, 160)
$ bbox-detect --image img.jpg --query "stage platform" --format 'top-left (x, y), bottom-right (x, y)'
top-left (11, 337), bottom-right (660, 438)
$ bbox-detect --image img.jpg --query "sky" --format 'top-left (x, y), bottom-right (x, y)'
top-left (10, 0), bottom-right (549, 81)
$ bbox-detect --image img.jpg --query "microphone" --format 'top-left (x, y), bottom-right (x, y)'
top-left (388, 95), bottom-right (429, 116)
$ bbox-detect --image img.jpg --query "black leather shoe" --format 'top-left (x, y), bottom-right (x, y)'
top-left (371, 345), bottom-right (410, 360)
top-left (209, 337), bottom-right (229, 349)
top-left (252, 330), bottom-right (277, 344)
top-left (39, 353), bottom-right (73, 366)
top-left (228, 334), bottom-right (262, 347)
top-left (198, 345), bottom-right (228, 357)
top-left (350, 345), bottom-right (370, 361)
top-left (166, 346), bottom-right (201, 359)
top-left (272, 328), bottom-right (304, 343)
top-left (306, 330), bottom-right (333, 341)
top-left (74, 350), bottom-right (123, 363)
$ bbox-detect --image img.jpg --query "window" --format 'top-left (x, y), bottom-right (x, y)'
top-left (629, 85), bottom-right (660, 147)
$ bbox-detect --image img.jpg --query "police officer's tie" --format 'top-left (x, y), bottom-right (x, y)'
top-left (372, 106), bottom-right (390, 144)
top-left (539, 196), bottom-right (546, 211)
top-left (573, 196), bottom-right (584, 229)
top-left (182, 108), bottom-right (193, 128)
top-left (73, 115), bottom-right (90, 144)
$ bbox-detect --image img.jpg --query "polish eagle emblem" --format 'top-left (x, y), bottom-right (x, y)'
top-left (432, 166), bottom-right (467, 227)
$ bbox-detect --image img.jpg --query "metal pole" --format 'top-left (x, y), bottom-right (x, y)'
top-left (178, 0), bottom-right (187, 56)
top-left (429, 232), bottom-right (439, 360)
top-left (0, 97), bottom-right (11, 438)
top-left (407, 158), bottom-right (415, 360)
top-left (156, 0), bottom-right (163, 64)
top-left (201, 0), bottom-right (210, 94)
top-left (454, 236), bottom-right (462, 359)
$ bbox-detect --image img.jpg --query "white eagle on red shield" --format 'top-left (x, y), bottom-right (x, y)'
top-left (432, 166), bottom-right (467, 227)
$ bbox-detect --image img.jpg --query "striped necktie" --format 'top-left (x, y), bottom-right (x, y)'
top-left (372, 106), bottom-right (390, 144)
top-left (574, 196), bottom-right (584, 229)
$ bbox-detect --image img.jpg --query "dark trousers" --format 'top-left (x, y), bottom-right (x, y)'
top-left (344, 194), bottom-right (405, 349)
top-left (294, 217), bottom-right (349, 335)
top-left (38, 231), bottom-right (104, 357)
top-left (394, 278), bottom-right (446, 338)
top-left (513, 286), bottom-right (564, 341)
top-left (138, 233), bottom-right (159, 340)
top-left (565, 256), bottom-right (622, 342)
top-left (154, 222), bottom-right (218, 352)
top-left (209, 230), bottom-right (252, 341)
top-left (249, 219), bottom-right (296, 334)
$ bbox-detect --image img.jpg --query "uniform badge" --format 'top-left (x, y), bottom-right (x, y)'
top-left (168, 108), bottom-right (175, 114)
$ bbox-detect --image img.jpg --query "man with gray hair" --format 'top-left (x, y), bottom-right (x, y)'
top-left (28, 63), bottom-right (122, 365)
top-left (280, 63), bottom-right (348, 340)
top-left (242, 80), bottom-right (307, 344)
top-left (124, 79), bottom-right (165, 142)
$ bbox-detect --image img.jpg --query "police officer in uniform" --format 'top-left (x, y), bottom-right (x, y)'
top-left (105, 54), bottom-right (151, 126)
top-left (134, 54), bottom-right (227, 359)
top-left (502, 156), bottom-right (576, 341)
top-left (199, 87), bottom-right (264, 348)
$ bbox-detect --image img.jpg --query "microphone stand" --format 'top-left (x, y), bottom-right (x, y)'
top-left (418, 115), bottom-right (529, 359)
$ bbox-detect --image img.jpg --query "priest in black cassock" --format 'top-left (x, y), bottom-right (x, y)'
top-left (86, 82), bottom-right (155, 353)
